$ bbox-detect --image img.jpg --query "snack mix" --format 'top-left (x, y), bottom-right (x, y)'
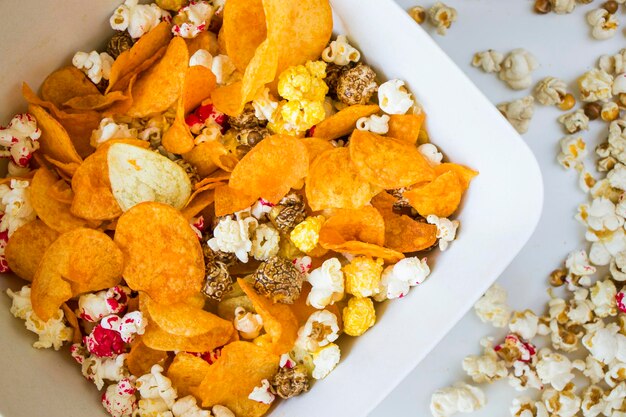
top-left (1, 1), bottom-right (476, 416)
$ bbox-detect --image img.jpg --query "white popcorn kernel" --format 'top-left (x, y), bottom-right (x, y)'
top-left (322, 35), bottom-right (361, 66)
top-left (233, 307), bottom-right (263, 340)
top-left (558, 109), bottom-right (590, 134)
top-left (599, 49), bottom-right (626, 75)
top-left (295, 310), bottom-right (340, 352)
top-left (311, 343), bottom-right (341, 380)
top-left (534, 77), bottom-right (568, 106)
top-left (211, 54), bottom-right (238, 86)
top-left (0, 180), bottom-right (36, 237)
top-left (567, 289), bottom-right (595, 325)
top-left (189, 49), bottom-right (213, 68)
top-left (499, 49), bottom-right (539, 90)
top-left (428, 2), bottom-right (458, 36)
top-left (82, 353), bottom-right (128, 390)
top-left (430, 382), bottom-right (486, 417)
top-left (248, 379), bottom-right (275, 405)
top-left (426, 214), bottom-right (459, 251)
top-left (605, 361), bottom-right (626, 387)
top-left (542, 387), bottom-right (581, 417)
top-left (471, 50), bottom-right (504, 73)
top-left (577, 197), bottom-right (623, 234)
top-left (110, 0), bottom-right (169, 39)
top-left (102, 378), bottom-right (137, 417)
top-left (612, 251), bottom-right (626, 281)
top-left (551, 0), bottom-right (576, 14)
top-left (356, 114), bottom-right (390, 135)
top-left (91, 117), bottom-right (137, 148)
top-left (250, 223), bottom-right (280, 261)
top-left (608, 163), bottom-right (626, 191)
top-left (582, 322), bottom-right (626, 364)
top-left (578, 166), bottom-right (597, 194)
top-left (212, 405), bottom-right (235, 417)
top-left (171, 395), bottom-right (210, 417)
top-left (378, 79), bottom-right (415, 115)
top-left (536, 349), bottom-right (576, 391)
top-left (208, 213), bottom-right (258, 263)
top-left (587, 8), bottom-right (619, 40)
top-left (603, 382), bottom-right (626, 415)
top-left (474, 283), bottom-right (511, 328)
top-left (509, 361), bottom-right (543, 392)
top-left (582, 355), bottom-right (606, 384)
top-left (590, 279), bottom-right (618, 318)
top-left (549, 319), bottom-right (582, 352)
top-left (510, 310), bottom-right (539, 340)
top-left (72, 51), bottom-right (114, 85)
top-left (565, 249), bottom-right (597, 277)
top-left (375, 257), bottom-right (430, 301)
top-left (589, 228), bottom-right (626, 266)
top-left (172, 1), bottom-right (214, 39)
top-left (580, 385), bottom-right (606, 417)
top-left (497, 96), bottom-right (535, 134)
top-left (136, 364), bottom-right (177, 409)
top-left (77, 286), bottom-right (129, 322)
top-left (558, 135), bottom-right (587, 170)
top-left (462, 337), bottom-right (508, 383)
top-left (579, 69), bottom-right (614, 102)
top-left (510, 397), bottom-right (549, 417)
top-left (252, 88), bottom-right (279, 123)
top-left (418, 143), bottom-right (444, 166)
top-left (0, 112), bottom-right (41, 174)
top-left (306, 258), bottom-right (345, 309)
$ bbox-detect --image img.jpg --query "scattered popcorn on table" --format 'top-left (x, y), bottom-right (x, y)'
top-left (557, 135), bottom-right (587, 170)
top-left (558, 109), bottom-right (589, 134)
top-left (322, 35), bottom-right (361, 66)
top-left (408, 5), bottom-right (427, 24)
top-left (378, 79), bottom-right (415, 115)
top-left (72, 51), bottom-right (114, 85)
top-left (509, 310), bottom-right (540, 340)
top-left (541, 387), bottom-right (581, 417)
top-left (510, 397), bottom-right (548, 417)
top-left (578, 69), bottom-right (614, 102)
top-left (356, 114), bottom-right (390, 134)
top-left (109, 0), bottom-right (169, 39)
top-left (590, 279), bottom-right (618, 318)
top-left (428, 2), bottom-right (458, 36)
top-left (499, 49), bottom-right (538, 90)
top-left (343, 297), bottom-right (376, 336)
top-left (426, 214), bottom-right (459, 251)
top-left (430, 382), bottom-right (486, 417)
top-left (0, 179), bottom-right (36, 237)
top-left (599, 48), bottom-right (626, 75)
top-left (551, 0), bottom-right (576, 14)
top-left (497, 96), bottom-right (535, 134)
top-left (586, 8), bottom-right (619, 40)
top-left (306, 258), bottom-right (345, 309)
top-left (462, 338), bottom-right (508, 383)
top-left (534, 76), bottom-right (568, 106)
top-left (474, 283), bottom-right (511, 328)
top-left (536, 348), bottom-right (576, 391)
top-left (471, 50), bottom-right (504, 74)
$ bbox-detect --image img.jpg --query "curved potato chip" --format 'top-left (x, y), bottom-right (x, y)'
top-left (127, 338), bottom-right (169, 377)
top-left (183, 141), bottom-right (233, 177)
top-left (71, 150), bottom-right (121, 221)
top-left (48, 179), bottom-right (74, 204)
top-left (146, 298), bottom-right (234, 338)
top-left (222, 0), bottom-right (267, 72)
top-left (239, 279), bottom-right (298, 355)
top-left (210, 81), bottom-right (244, 116)
top-left (194, 170), bottom-right (230, 190)
top-left (323, 240), bottom-right (404, 263)
top-left (41, 66), bottom-right (101, 108)
top-left (61, 303), bottom-right (82, 344)
top-left (63, 90), bottom-right (128, 111)
top-left (229, 135), bottom-right (308, 203)
top-left (181, 189), bottom-right (216, 219)
top-left (434, 162), bottom-right (478, 191)
top-left (306, 147), bottom-right (381, 211)
top-left (195, 341), bottom-right (279, 417)
top-left (312, 104), bottom-right (380, 140)
top-left (43, 156), bottom-right (80, 178)
top-left (387, 113), bottom-right (425, 145)
top-left (349, 129), bottom-right (436, 189)
top-left (214, 184), bottom-right (257, 217)
top-left (162, 109), bottom-right (195, 154)
top-left (28, 104), bottom-right (82, 165)
top-left (299, 137), bottom-right (334, 164)
top-left (184, 66), bottom-right (217, 114)
top-left (5, 219), bottom-right (59, 281)
top-left (31, 265), bottom-right (72, 322)
top-left (217, 295), bottom-right (256, 322)
top-left (142, 319), bottom-right (234, 353)
top-left (29, 166), bottom-right (93, 233)
top-left (404, 170), bottom-right (463, 217)
top-left (114, 202), bottom-right (204, 304)
top-left (185, 30), bottom-right (219, 57)
top-left (108, 143), bottom-right (192, 211)
top-left (167, 352), bottom-right (211, 397)
top-left (126, 37), bottom-right (188, 118)
top-left (238, 39), bottom-right (278, 115)
top-left (319, 207), bottom-right (385, 246)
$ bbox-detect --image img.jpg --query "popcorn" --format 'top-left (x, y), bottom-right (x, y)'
top-left (590, 228), bottom-right (626, 266)
top-left (557, 135), bottom-right (587, 170)
top-left (377, 79), bottom-right (414, 115)
top-left (558, 109), bottom-right (590, 134)
top-left (581, 355), bottom-right (606, 384)
top-left (0, 179), bottom-right (36, 237)
top-left (617, 287), bottom-right (626, 313)
top-left (292, 256), bottom-right (313, 275)
top-left (77, 286), bottom-right (130, 322)
top-left (290, 216), bottom-right (325, 253)
top-left (0, 113), bottom-right (41, 174)
top-left (474, 283), bottom-right (511, 328)
top-left (582, 322), bottom-right (626, 364)
top-left (295, 310), bottom-right (340, 351)
top-left (578, 69), bottom-right (614, 102)
top-left (471, 49), bottom-right (504, 73)
top-left (102, 378), bottom-right (137, 417)
top-left (605, 361), bottom-right (626, 387)
top-left (248, 379), bottom-right (275, 405)
top-left (510, 397), bottom-right (548, 417)
top-left (278, 61), bottom-right (328, 102)
top-left (110, 0), bottom-right (169, 39)
top-left (252, 88), bottom-right (279, 123)
top-left (91, 118), bottom-right (137, 148)
top-left (608, 120), bottom-right (626, 165)
top-left (601, 101), bottom-right (620, 122)
top-left (462, 338), bottom-right (508, 383)
top-left (430, 382), bottom-right (486, 417)
top-left (497, 96), bottom-right (535, 134)
top-left (495, 334), bottom-right (537, 366)
top-left (536, 349), bottom-right (577, 391)
top-left (599, 49), bottom-right (626, 75)
top-left (72, 51), bottom-right (114, 85)
top-left (426, 214), bottom-right (459, 251)
top-left (310, 343), bottom-right (340, 380)
top-left (542, 388), bottom-right (581, 417)
top-left (211, 405), bottom-right (235, 417)
top-left (418, 143), bottom-right (444, 166)
top-left (250, 223), bottom-right (280, 261)
top-left (566, 250), bottom-right (597, 278)
top-left (136, 364), bottom-right (178, 409)
top-left (590, 279), bottom-right (618, 318)
top-left (321, 35), bottom-right (361, 66)
top-left (84, 322), bottom-right (126, 358)
top-left (374, 256), bottom-right (430, 301)
top-left (342, 297), bottom-right (376, 336)
top-left (208, 213), bottom-right (258, 263)
top-left (509, 361), bottom-right (543, 391)
top-left (567, 289), bottom-right (595, 325)
top-left (101, 311), bottom-right (146, 343)
top-left (577, 198), bottom-right (623, 237)
top-left (534, 77), bottom-right (567, 106)
top-left (81, 353), bottom-right (128, 390)
top-left (587, 8), bottom-right (619, 40)
top-left (608, 163), bottom-right (626, 191)
top-left (343, 256), bottom-right (383, 298)
top-left (509, 310), bottom-right (539, 340)
top-left (499, 49), bottom-right (538, 90)
top-left (210, 55), bottom-right (238, 86)
top-left (171, 395), bottom-right (210, 417)
top-left (603, 382), bottom-right (626, 415)
top-left (233, 307), bottom-right (263, 340)
top-left (189, 49), bottom-right (212, 68)
top-left (428, 2), bottom-right (458, 36)
top-left (172, 1), bottom-right (214, 39)
top-left (552, 0), bottom-right (576, 14)
top-left (355, 114), bottom-right (390, 135)
top-left (306, 258), bottom-right (345, 309)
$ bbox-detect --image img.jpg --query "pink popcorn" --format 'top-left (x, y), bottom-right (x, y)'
top-left (617, 288), bottom-right (626, 313)
top-left (101, 311), bottom-right (146, 344)
top-left (494, 334), bottom-right (537, 365)
top-left (189, 346), bottom-right (222, 364)
top-left (0, 113), bottom-right (41, 172)
top-left (102, 378), bottom-right (137, 417)
top-left (85, 324), bottom-right (126, 358)
top-left (172, 1), bottom-right (213, 39)
top-left (293, 256), bottom-right (313, 274)
top-left (77, 286), bottom-right (130, 322)
top-left (190, 215), bottom-right (207, 240)
top-left (0, 227), bottom-right (10, 274)
top-left (186, 104), bottom-right (228, 134)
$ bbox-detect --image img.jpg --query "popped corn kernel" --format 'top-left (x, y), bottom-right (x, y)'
top-left (558, 109), bottom-right (589, 134)
top-left (509, 309), bottom-right (540, 340)
top-left (306, 258), bottom-right (345, 309)
top-left (471, 49), bottom-right (504, 74)
top-left (536, 349), bottom-right (577, 391)
top-left (430, 382), bottom-right (486, 417)
top-left (541, 387), bottom-right (581, 417)
top-left (578, 69), bottom-right (614, 102)
top-left (343, 256), bottom-right (384, 298)
top-left (269, 99), bottom-right (326, 135)
top-left (277, 61), bottom-right (328, 102)
top-left (311, 343), bottom-right (340, 380)
top-left (497, 96), bottom-right (535, 134)
top-left (462, 337), bottom-right (508, 383)
top-left (322, 35), bottom-right (361, 66)
top-left (587, 8), bottom-right (619, 40)
top-left (557, 135), bottom-right (587, 170)
top-left (499, 49), bottom-right (539, 90)
top-left (534, 77), bottom-right (568, 106)
top-left (510, 397), bottom-right (549, 417)
top-left (343, 297), bottom-right (376, 336)
top-left (378, 79), bottom-right (414, 115)
top-left (551, 0), bottom-right (576, 14)
top-left (356, 114), bottom-right (390, 134)
top-left (290, 216), bottom-right (325, 254)
top-left (428, 2), bottom-right (458, 36)
top-left (599, 48), bottom-right (626, 75)
top-left (474, 283), bottom-right (511, 328)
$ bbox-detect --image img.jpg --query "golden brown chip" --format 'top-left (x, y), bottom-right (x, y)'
top-left (183, 65), bottom-right (217, 114)
top-left (222, 0), bottom-right (267, 72)
top-left (41, 66), bottom-right (101, 108)
top-left (141, 319), bottom-right (234, 353)
top-left (28, 104), bottom-right (82, 165)
top-left (185, 30), bottom-right (219, 57)
top-left (320, 207), bottom-right (386, 246)
top-left (5, 219), bottom-right (59, 281)
top-left (214, 184), bottom-right (258, 217)
top-left (181, 189), bottom-right (216, 219)
top-left (387, 113), bottom-right (425, 144)
top-left (126, 338), bottom-right (169, 377)
top-left (31, 260), bottom-right (73, 322)
top-left (167, 352), bottom-right (211, 397)
top-left (434, 162), bottom-right (478, 191)
top-left (162, 98), bottom-right (195, 155)
top-left (404, 170), bottom-right (463, 217)
top-left (63, 90), bottom-right (128, 111)
top-left (299, 137), bottom-right (334, 164)
top-left (312, 104), bottom-right (380, 140)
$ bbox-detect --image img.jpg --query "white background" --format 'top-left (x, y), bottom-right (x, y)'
top-left (373, 1), bottom-right (623, 416)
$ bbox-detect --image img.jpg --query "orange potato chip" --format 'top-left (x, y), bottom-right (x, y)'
top-left (127, 338), bottom-right (169, 377)
top-left (434, 162), bottom-right (478, 191)
top-left (48, 179), bottom-right (74, 204)
top-left (29, 166), bottom-right (93, 233)
top-left (181, 189), bottom-right (216, 219)
top-left (40, 66), bottom-right (101, 108)
top-left (43, 156), bottom-right (80, 178)
top-left (62, 90), bottom-right (128, 111)
top-left (28, 104), bottom-right (82, 165)
top-left (210, 81), bottom-right (244, 116)
top-left (61, 303), bottom-right (82, 344)
top-left (167, 352), bottom-right (211, 397)
top-left (107, 22), bottom-right (172, 93)
top-left (142, 319), bottom-right (234, 353)
top-left (387, 113), bottom-right (425, 145)
top-left (404, 170), bottom-right (463, 218)
top-left (114, 202), bottom-right (205, 304)
top-left (312, 104), bottom-right (380, 140)
top-left (183, 66), bottom-right (217, 114)
top-left (222, 0), bottom-right (267, 72)
top-left (305, 147), bottom-right (381, 211)
top-left (31, 257), bottom-right (73, 322)
top-left (291, 283), bottom-right (342, 328)
top-left (239, 279), bottom-right (298, 355)
top-left (214, 184), bottom-right (258, 217)
top-left (229, 135), bottom-right (308, 203)
top-left (319, 206), bottom-right (386, 246)
top-left (183, 141), bottom-right (239, 177)
top-left (126, 37), bottom-right (188, 118)
top-left (238, 38), bottom-right (278, 115)
top-left (5, 219), bottom-right (59, 281)
top-left (349, 129), bottom-right (436, 189)
top-left (194, 170), bottom-right (231, 190)
top-left (185, 30), bottom-right (219, 57)
top-left (323, 240), bottom-right (404, 263)
top-left (162, 99), bottom-right (195, 155)
top-left (194, 341), bottom-right (279, 417)
top-left (299, 137), bottom-right (334, 164)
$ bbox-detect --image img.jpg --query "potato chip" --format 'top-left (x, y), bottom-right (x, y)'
top-left (185, 30), bottom-right (219, 57)
top-left (349, 129), bottom-right (436, 189)
top-left (181, 189), bottom-right (215, 219)
top-left (183, 141), bottom-right (232, 177)
top-left (306, 147), bottom-right (381, 211)
top-left (167, 352), bottom-right (211, 397)
top-left (161, 103), bottom-right (195, 155)
top-left (387, 113), bottom-right (425, 145)
top-left (213, 184), bottom-right (258, 217)
top-left (107, 142), bottom-right (192, 211)
top-left (107, 21), bottom-right (172, 93)
top-left (404, 170), bottom-right (463, 218)
top-left (142, 319), bottom-right (234, 353)
top-left (434, 162), bottom-right (478, 191)
top-left (324, 241), bottom-right (404, 263)
top-left (238, 39), bottom-right (278, 115)
top-left (299, 137), bottom-right (334, 164)
top-left (40, 66), bottom-right (101, 108)
top-left (126, 338), bottom-right (169, 377)
top-left (239, 279), bottom-right (298, 355)
top-left (29, 166), bottom-right (93, 233)
top-left (48, 179), bottom-right (74, 204)
top-left (291, 282), bottom-right (342, 328)
top-left (114, 202), bottom-right (204, 304)
top-left (62, 90), bottom-right (128, 111)
top-left (194, 341), bottom-right (279, 417)
top-left (126, 37), bottom-right (188, 118)
top-left (312, 104), bottom-right (379, 140)
top-left (43, 156), bottom-right (80, 178)
top-left (30, 256), bottom-right (73, 322)
top-left (222, 0), bottom-right (266, 72)
top-left (28, 104), bottom-right (82, 165)
top-left (229, 135), bottom-right (308, 203)
top-left (183, 66), bottom-right (217, 114)
top-left (217, 295), bottom-right (256, 322)
top-left (194, 170), bottom-right (230, 190)
top-left (319, 207), bottom-right (385, 246)
top-left (210, 81), bottom-right (244, 116)
top-left (5, 220), bottom-right (59, 281)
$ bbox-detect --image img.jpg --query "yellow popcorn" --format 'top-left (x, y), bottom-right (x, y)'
top-left (289, 215), bottom-right (325, 253)
top-left (269, 99), bottom-right (326, 135)
top-left (343, 297), bottom-right (376, 337)
top-left (343, 256), bottom-right (384, 298)
top-left (278, 61), bottom-right (328, 102)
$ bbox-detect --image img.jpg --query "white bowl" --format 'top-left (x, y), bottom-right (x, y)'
top-left (0, 0), bottom-right (543, 416)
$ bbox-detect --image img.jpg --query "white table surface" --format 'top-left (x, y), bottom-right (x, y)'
top-left (373, 1), bottom-right (622, 416)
